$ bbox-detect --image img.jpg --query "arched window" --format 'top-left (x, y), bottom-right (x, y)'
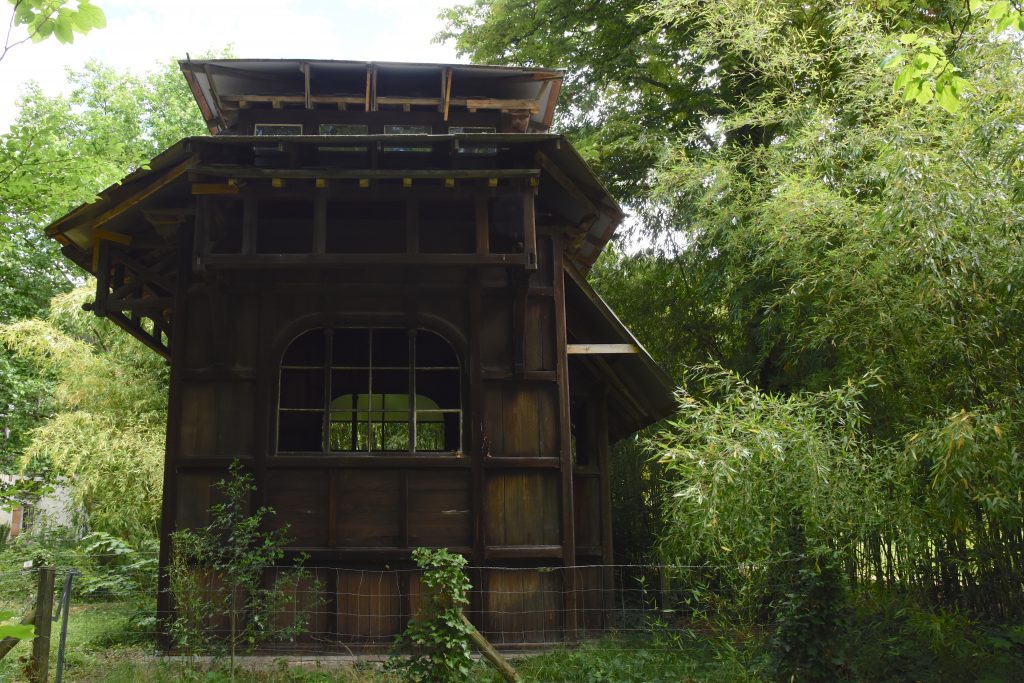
top-left (277, 328), bottom-right (462, 454)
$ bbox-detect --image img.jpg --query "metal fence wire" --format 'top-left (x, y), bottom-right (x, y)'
top-left (0, 558), bottom-right (800, 678)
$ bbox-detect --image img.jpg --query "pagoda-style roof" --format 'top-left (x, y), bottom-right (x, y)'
top-left (47, 133), bottom-right (623, 276)
top-left (180, 59), bottom-right (564, 134)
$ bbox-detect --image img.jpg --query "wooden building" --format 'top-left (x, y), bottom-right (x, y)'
top-left (44, 59), bottom-right (675, 647)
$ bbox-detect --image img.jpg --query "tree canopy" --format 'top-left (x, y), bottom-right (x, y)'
top-left (0, 59), bottom-right (204, 538)
top-left (442, 0), bottom-right (1024, 625)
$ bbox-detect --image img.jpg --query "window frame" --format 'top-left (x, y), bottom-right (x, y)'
top-left (276, 326), bottom-right (463, 456)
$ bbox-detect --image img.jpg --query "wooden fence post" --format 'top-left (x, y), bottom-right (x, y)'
top-left (29, 566), bottom-right (55, 683)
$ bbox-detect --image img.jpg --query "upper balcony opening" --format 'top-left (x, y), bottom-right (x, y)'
top-left (179, 59), bottom-right (564, 135)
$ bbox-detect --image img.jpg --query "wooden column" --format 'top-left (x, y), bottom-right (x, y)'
top-left (468, 270), bottom-right (486, 627)
top-left (156, 228), bottom-right (192, 649)
top-left (29, 566), bottom-right (55, 683)
top-left (552, 235), bottom-right (577, 639)
top-left (595, 391), bottom-right (615, 618)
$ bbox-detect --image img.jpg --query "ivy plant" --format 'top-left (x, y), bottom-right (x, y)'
top-left (391, 547), bottom-right (474, 683)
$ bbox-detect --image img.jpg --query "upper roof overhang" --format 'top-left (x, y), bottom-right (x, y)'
top-left (179, 59), bottom-right (564, 134)
top-left (46, 133), bottom-right (623, 275)
top-left (565, 265), bottom-right (677, 441)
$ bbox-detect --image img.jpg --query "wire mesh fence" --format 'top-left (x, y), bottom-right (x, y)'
top-left (0, 556), bottom-right (810, 681)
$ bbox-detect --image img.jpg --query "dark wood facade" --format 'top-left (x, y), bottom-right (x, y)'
top-left (45, 60), bottom-right (675, 647)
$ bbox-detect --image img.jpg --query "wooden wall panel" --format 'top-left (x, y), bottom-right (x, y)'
top-left (336, 569), bottom-right (403, 642)
top-left (478, 295), bottom-right (511, 372)
top-left (179, 381), bottom-right (254, 457)
top-left (266, 567), bottom-right (333, 643)
top-left (533, 235), bottom-right (554, 287)
top-left (483, 385), bottom-right (558, 457)
top-left (174, 471), bottom-right (232, 530)
top-left (573, 567), bottom-right (609, 633)
top-left (482, 569), bottom-right (562, 643)
top-left (572, 474), bottom-right (601, 550)
top-left (265, 469), bottom-right (330, 547)
top-left (407, 471), bottom-right (471, 547)
top-left (184, 289), bottom-right (260, 369)
top-left (484, 472), bottom-right (560, 545)
top-left (524, 299), bottom-right (555, 371)
top-left (183, 292), bottom-right (211, 368)
top-left (334, 471), bottom-right (401, 547)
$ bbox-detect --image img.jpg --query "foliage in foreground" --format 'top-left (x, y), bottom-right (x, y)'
top-left (169, 461), bottom-right (316, 676)
top-left (0, 285), bottom-right (167, 543)
top-left (391, 547), bottom-right (474, 683)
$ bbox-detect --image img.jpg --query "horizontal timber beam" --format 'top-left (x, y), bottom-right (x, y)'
top-left (201, 253), bottom-right (533, 269)
top-left (566, 343), bottom-right (640, 354)
top-left (191, 165), bottom-right (540, 181)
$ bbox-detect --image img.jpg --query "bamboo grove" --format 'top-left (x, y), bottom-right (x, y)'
top-left (443, 0), bottom-right (1024, 629)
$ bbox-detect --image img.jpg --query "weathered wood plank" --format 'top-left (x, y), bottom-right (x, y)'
top-left (566, 343), bottom-right (640, 354)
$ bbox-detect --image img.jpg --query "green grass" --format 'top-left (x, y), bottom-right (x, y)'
top-left (1, 597), bottom-right (1020, 682)
top-left (0, 599), bottom-right (766, 683)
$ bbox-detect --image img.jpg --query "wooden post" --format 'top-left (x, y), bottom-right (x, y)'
top-left (462, 614), bottom-right (521, 683)
top-left (30, 566), bottom-right (55, 683)
top-left (552, 235), bottom-right (578, 640)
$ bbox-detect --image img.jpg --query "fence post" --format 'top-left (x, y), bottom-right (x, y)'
top-left (30, 566), bottom-right (55, 683)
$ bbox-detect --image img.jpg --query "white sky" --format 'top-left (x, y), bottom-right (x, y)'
top-left (0, 0), bottom-right (467, 132)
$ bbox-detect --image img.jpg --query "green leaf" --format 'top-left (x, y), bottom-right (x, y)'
top-left (53, 13), bottom-right (74, 44)
top-left (893, 66), bottom-right (914, 94)
top-left (987, 1), bottom-right (1010, 20)
top-left (898, 33), bottom-right (919, 45)
top-left (0, 623), bottom-right (35, 639)
top-left (881, 53), bottom-right (904, 70)
top-left (76, 2), bottom-right (107, 30)
top-left (936, 84), bottom-right (960, 113)
top-left (14, 2), bottom-right (35, 25)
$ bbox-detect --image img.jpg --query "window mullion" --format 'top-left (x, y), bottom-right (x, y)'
top-left (367, 328), bottom-right (374, 452)
top-left (322, 328), bottom-right (332, 454)
top-left (408, 330), bottom-right (417, 452)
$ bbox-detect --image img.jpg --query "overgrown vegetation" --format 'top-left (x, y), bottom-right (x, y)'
top-left (168, 461), bottom-right (317, 677)
top-left (0, 0), bottom-right (1020, 680)
top-left (443, 0), bottom-right (1024, 679)
top-left (391, 547), bottom-right (474, 683)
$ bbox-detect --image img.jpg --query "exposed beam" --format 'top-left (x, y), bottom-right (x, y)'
top-left (49, 155), bottom-right (197, 239)
top-left (455, 97), bottom-right (540, 113)
top-left (566, 343), bottom-right (640, 354)
top-left (443, 68), bottom-right (453, 121)
top-left (202, 252), bottom-right (533, 268)
top-left (303, 62), bottom-right (312, 109)
top-left (109, 247), bottom-right (176, 294)
top-left (105, 311), bottom-right (170, 360)
top-left (191, 166), bottom-right (540, 181)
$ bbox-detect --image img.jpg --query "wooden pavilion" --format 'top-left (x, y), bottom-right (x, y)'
top-left (43, 59), bottom-right (675, 647)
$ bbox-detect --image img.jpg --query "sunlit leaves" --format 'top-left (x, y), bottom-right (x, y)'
top-left (0, 610), bottom-right (34, 640)
top-left (884, 33), bottom-right (971, 113)
top-left (0, 285), bottom-right (167, 542)
top-left (987, 0), bottom-right (1024, 32)
top-left (3, 0), bottom-right (105, 56)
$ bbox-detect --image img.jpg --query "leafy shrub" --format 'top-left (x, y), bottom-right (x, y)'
top-left (769, 548), bottom-right (849, 682)
top-left (391, 547), bottom-right (474, 683)
top-left (77, 531), bottom-right (158, 599)
top-left (168, 461), bottom-right (317, 675)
